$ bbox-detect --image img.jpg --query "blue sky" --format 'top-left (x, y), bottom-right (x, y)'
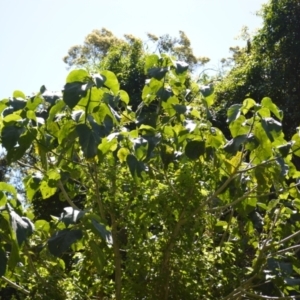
top-left (0, 0), bottom-right (266, 99)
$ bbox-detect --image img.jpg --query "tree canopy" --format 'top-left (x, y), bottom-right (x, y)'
top-left (2, 1), bottom-right (300, 299)
top-left (215, 0), bottom-right (300, 139)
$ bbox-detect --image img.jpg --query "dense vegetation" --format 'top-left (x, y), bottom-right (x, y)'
top-left (215, 0), bottom-right (300, 139)
top-left (1, 0), bottom-right (300, 299)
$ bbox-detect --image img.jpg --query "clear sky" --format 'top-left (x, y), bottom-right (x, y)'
top-left (0, 0), bottom-right (267, 99)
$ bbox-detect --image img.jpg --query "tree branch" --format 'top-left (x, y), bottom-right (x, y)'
top-left (1, 276), bottom-right (30, 295)
top-left (57, 180), bottom-right (79, 210)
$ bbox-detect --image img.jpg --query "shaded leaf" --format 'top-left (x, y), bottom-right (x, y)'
top-left (174, 61), bottom-right (189, 74)
top-left (227, 104), bottom-right (242, 123)
top-left (48, 229), bottom-right (83, 257)
top-left (63, 82), bottom-right (88, 109)
top-left (1, 126), bottom-right (25, 150)
top-left (148, 67), bottom-right (168, 80)
top-left (277, 142), bottom-right (293, 157)
top-left (126, 154), bottom-right (147, 179)
top-left (261, 117), bottom-right (282, 142)
top-left (185, 140), bottom-right (205, 160)
top-left (224, 135), bottom-right (248, 154)
top-left (93, 73), bottom-right (105, 88)
top-left (91, 219), bottom-right (113, 245)
top-left (9, 207), bottom-right (34, 245)
top-left (76, 123), bottom-right (100, 158)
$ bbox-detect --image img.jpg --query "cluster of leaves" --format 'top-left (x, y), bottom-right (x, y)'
top-left (2, 51), bottom-right (300, 300)
top-left (214, 0), bottom-right (300, 139)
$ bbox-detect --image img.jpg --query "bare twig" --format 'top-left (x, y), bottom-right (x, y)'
top-left (1, 276), bottom-right (30, 295)
top-left (57, 180), bottom-right (79, 209)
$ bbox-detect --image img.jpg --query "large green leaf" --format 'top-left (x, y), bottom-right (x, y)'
top-left (229, 115), bottom-right (248, 137)
top-left (66, 69), bottom-right (90, 83)
top-left (133, 137), bottom-right (148, 161)
top-left (261, 97), bottom-right (283, 120)
top-left (91, 219), bottom-right (113, 245)
top-left (0, 192), bottom-right (7, 207)
top-left (76, 123), bottom-right (101, 158)
top-left (58, 122), bottom-right (76, 144)
top-left (277, 142), bottom-right (293, 157)
top-left (9, 98), bottom-right (27, 111)
top-left (13, 90), bottom-right (26, 100)
top-left (147, 67), bottom-right (169, 80)
top-left (227, 104), bottom-right (242, 123)
top-left (142, 78), bottom-right (163, 104)
top-left (161, 96), bottom-right (179, 117)
top-left (1, 126), bottom-right (25, 150)
top-left (11, 213), bottom-right (34, 246)
top-left (117, 90), bottom-right (130, 105)
top-left (126, 154), bottom-right (147, 179)
top-left (224, 135), bottom-right (246, 154)
top-left (185, 140), bottom-right (205, 160)
top-left (6, 128), bottom-right (37, 163)
top-left (157, 87), bottom-right (173, 101)
top-left (145, 54), bottom-right (159, 73)
top-left (0, 182), bottom-right (17, 198)
top-left (26, 96), bottom-right (44, 110)
top-left (174, 61), bottom-right (189, 74)
top-left (63, 82), bottom-right (88, 109)
top-left (242, 98), bottom-right (256, 114)
top-left (93, 73), bottom-right (105, 88)
top-left (48, 229), bottom-right (83, 257)
top-left (40, 169), bottom-right (61, 199)
top-left (100, 70), bottom-right (120, 94)
top-left (261, 117), bottom-right (282, 142)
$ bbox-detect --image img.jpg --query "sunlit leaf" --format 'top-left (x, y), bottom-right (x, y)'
top-left (66, 69), bottom-right (90, 83)
top-left (13, 90), bottom-right (26, 100)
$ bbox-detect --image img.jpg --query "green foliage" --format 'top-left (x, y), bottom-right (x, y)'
top-left (2, 53), bottom-right (300, 300)
top-left (215, 0), bottom-right (300, 139)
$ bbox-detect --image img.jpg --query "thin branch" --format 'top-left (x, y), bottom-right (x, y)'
top-left (57, 180), bottom-right (79, 209)
top-left (211, 185), bottom-right (258, 212)
top-left (272, 244), bottom-right (300, 255)
top-left (243, 291), bottom-right (300, 299)
top-left (221, 274), bottom-right (257, 300)
top-left (193, 172), bottom-right (239, 217)
top-left (1, 276), bottom-right (30, 295)
top-left (110, 212), bottom-right (122, 300)
top-left (277, 229), bottom-right (300, 245)
top-left (91, 162), bottom-right (105, 221)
